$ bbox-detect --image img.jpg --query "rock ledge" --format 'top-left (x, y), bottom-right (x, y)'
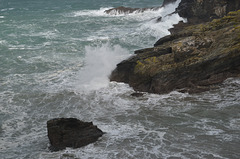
top-left (110, 10), bottom-right (240, 94)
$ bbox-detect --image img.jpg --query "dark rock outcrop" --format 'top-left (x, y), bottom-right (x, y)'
top-left (104, 0), bottom-right (178, 15)
top-left (177, 0), bottom-right (240, 24)
top-left (110, 10), bottom-right (240, 94)
top-left (104, 6), bottom-right (145, 15)
top-left (131, 92), bottom-right (144, 97)
top-left (169, 0), bottom-right (240, 34)
top-left (47, 118), bottom-right (103, 151)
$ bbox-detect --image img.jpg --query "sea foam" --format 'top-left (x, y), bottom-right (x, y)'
top-left (74, 43), bottom-right (130, 91)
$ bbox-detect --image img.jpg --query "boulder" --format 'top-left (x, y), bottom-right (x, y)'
top-left (110, 10), bottom-right (240, 94)
top-left (47, 118), bottom-right (104, 151)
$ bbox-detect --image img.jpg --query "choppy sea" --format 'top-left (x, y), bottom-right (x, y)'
top-left (0, 0), bottom-right (239, 158)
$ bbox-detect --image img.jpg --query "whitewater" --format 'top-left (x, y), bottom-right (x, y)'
top-left (0, 0), bottom-right (239, 158)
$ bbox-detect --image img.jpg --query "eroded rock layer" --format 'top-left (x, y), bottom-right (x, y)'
top-left (110, 10), bottom-right (240, 94)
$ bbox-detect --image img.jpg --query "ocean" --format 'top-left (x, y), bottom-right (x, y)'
top-left (0, 0), bottom-right (239, 158)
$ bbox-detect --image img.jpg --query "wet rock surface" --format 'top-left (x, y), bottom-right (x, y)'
top-left (104, 6), bottom-right (160, 15)
top-left (47, 118), bottom-right (104, 151)
top-left (104, 0), bottom-right (177, 15)
top-left (110, 10), bottom-right (240, 94)
top-left (177, 0), bottom-right (240, 24)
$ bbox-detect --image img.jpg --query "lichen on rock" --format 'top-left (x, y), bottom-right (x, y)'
top-left (109, 10), bottom-right (240, 94)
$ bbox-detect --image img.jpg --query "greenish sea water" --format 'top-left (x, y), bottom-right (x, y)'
top-left (0, 0), bottom-right (240, 158)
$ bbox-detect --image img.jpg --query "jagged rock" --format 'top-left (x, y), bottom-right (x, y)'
top-left (104, 0), bottom-right (177, 15)
top-left (156, 16), bottom-right (162, 22)
top-left (110, 10), bottom-right (240, 94)
top-left (104, 6), bottom-right (162, 15)
top-left (170, 0), bottom-right (240, 34)
top-left (177, 0), bottom-right (240, 24)
top-left (47, 118), bottom-right (104, 151)
top-left (104, 6), bottom-right (141, 15)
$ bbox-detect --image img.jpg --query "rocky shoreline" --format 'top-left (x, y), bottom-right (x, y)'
top-left (109, 0), bottom-right (240, 94)
top-left (46, 0), bottom-right (240, 152)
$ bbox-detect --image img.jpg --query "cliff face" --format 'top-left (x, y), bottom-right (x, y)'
top-left (110, 10), bottom-right (240, 94)
top-left (177, 0), bottom-right (240, 24)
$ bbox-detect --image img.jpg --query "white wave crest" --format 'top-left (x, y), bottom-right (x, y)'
top-left (71, 7), bottom-right (112, 17)
top-left (74, 43), bottom-right (130, 91)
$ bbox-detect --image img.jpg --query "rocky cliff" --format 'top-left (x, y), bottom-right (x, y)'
top-left (110, 10), bottom-right (240, 94)
top-left (177, 0), bottom-right (240, 24)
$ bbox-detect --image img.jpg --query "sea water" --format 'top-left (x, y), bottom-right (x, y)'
top-left (0, 0), bottom-right (239, 158)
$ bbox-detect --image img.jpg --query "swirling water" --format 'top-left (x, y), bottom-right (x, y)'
top-left (0, 0), bottom-right (239, 158)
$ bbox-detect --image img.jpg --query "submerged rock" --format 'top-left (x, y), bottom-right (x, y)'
top-left (110, 10), bottom-right (240, 94)
top-left (47, 118), bottom-right (103, 151)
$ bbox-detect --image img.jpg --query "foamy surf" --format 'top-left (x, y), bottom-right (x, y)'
top-left (1, 0), bottom-right (240, 159)
top-left (67, 0), bottom-right (185, 48)
top-left (70, 0), bottom-right (185, 92)
top-left (73, 43), bottom-right (130, 91)
top-left (71, 7), bottom-right (112, 17)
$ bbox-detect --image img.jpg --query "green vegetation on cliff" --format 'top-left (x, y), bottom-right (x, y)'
top-left (110, 10), bottom-right (240, 94)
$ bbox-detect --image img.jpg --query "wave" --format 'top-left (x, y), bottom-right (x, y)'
top-left (73, 43), bottom-right (130, 91)
top-left (0, 8), bottom-right (15, 12)
top-left (70, 0), bottom-right (181, 18)
top-left (67, 0), bottom-right (185, 47)
top-left (70, 0), bottom-right (186, 92)
top-left (104, 0), bottom-right (181, 16)
top-left (70, 7), bottom-right (112, 17)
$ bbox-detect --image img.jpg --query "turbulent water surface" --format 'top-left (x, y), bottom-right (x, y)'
top-left (0, 0), bottom-right (239, 158)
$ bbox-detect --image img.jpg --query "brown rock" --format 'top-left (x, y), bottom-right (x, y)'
top-left (110, 10), bottom-right (240, 94)
top-left (170, 0), bottom-right (240, 34)
top-left (47, 118), bottom-right (104, 151)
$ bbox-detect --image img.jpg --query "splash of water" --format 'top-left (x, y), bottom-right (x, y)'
top-left (74, 43), bottom-right (130, 91)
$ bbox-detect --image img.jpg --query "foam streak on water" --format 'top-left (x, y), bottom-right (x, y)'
top-left (0, 0), bottom-right (239, 159)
